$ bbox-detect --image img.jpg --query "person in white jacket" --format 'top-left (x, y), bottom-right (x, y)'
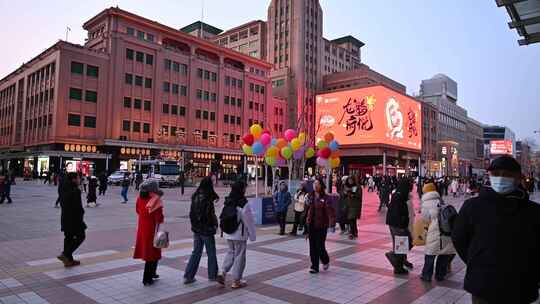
top-left (420, 183), bottom-right (456, 282)
top-left (216, 181), bottom-right (256, 289)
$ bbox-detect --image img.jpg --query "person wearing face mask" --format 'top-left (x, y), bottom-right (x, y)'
top-left (452, 155), bottom-right (540, 304)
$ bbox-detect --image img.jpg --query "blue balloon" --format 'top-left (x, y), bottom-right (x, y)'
top-left (329, 140), bottom-right (339, 151)
top-left (271, 138), bottom-right (278, 146)
top-left (252, 141), bottom-right (265, 156)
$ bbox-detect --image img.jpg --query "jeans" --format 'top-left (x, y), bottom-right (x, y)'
top-left (63, 231), bottom-right (86, 261)
top-left (276, 211), bottom-right (287, 234)
top-left (222, 240), bottom-right (247, 281)
top-left (349, 218), bottom-right (358, 237)
top-left (121, 187), bottom-right (128, 202)
top-left (421, 254), bottom-right (452, 280)
top-left (143, 261), bottom-right (158, 283)
top-left (291, 211), bottom-right (304, 234)
top-left (308, 228), bottom-right (329, 271)
top-left (184, 234), bottom-right (218, 280)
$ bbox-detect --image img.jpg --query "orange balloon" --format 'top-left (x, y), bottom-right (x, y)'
top-left (331, 150), bottom-right (341, 158)
top-left (276, 138), bottom-right (288, 149)
top-left (324, 132), bottom-right (334, 143)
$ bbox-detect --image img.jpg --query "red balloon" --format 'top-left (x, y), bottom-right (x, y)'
top-left (320, 147), bottom-right (331, 159)
top-left (242, 134), bottom-right (254, 146)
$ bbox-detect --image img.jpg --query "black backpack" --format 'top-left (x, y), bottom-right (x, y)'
top-left (438, 201), bottom-right (458, 236)
top-left (189, 194), bottom-right (206, 232)
top-left (219, 204), bottom-right (242, 236)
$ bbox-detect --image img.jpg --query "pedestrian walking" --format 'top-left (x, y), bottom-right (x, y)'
top-left (135, 171), bottom-right (143, 190)
top-left (57, 172), bottom-right (86, 267)
top-left (86, 177), bottom-right (99, 207)
top-left (178, 171), bottom-right (186, 196)
top-left (305, 178), bottom-right (336, 274)
top-left (133, 180), bottom-right (165, 286)
top-left (340, 176), bottom-right (362, 240)
top-left (98, 172), bottom-right (108, 195)
top-left (54, 170), bottom-right (66, 208)
top-left (0, 175), bottom-right (13, 204)
top-left (378, 179), bottom-right (391, 211)
top-left (452, 156), bottom-right (540, 304)
top-left (274, 181), bottom-right (292, 235)
top-left (419, 183), bottom-right (456, 282)
top-left (120, 173), bottom-right (130, 204)
top-left (337, 177), bottom-right (349, 235)
top-left (290, 182), bottom-right (309, 235)
top-left (81, 175), bottom-right (88, 193)
top-left (216, 181), bottom-right (256, 289)
top-left (385, 179), bottom-right (414, 274)
top-left (183, 177), bottom-right (220, 284)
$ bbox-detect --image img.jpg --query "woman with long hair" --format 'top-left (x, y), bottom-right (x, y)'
top-left (184, 177), bottom-right (220, 284)
top-left (305, 178), bottom-right (336, 274)
top-left (290, 182), bottom-right (309, 235)
top-left (133, 180), bottom-right (164, 286)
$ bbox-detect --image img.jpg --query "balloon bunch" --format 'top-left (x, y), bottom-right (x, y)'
top-left (241, 124), bottom-right (269, 157)
top-left (316, 132), bottom-right (341, 169)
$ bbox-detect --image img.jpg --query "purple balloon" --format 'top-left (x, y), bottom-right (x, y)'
top-left (316, 157), bottom-right (328, 167)
top-left (293, 149), bottom-right (303, 160)
top-left (277, 159), bottom-right (287, 167)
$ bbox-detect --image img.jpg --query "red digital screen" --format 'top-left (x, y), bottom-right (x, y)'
top-left (316, 86), bottom-right (422, 151)
top-left (490, 140), bottom-right (513, 155)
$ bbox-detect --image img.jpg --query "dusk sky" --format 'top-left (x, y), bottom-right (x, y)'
top-left (1, 0), bottom-right (538, 142)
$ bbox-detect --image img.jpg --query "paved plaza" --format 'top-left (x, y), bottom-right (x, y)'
top-left (0, 180), bottom-right (538, 304)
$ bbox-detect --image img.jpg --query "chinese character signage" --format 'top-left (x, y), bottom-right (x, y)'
top-left (316, 86), bottom-right (422, 151)
top-left (490, 140), bottom-right (513, 156)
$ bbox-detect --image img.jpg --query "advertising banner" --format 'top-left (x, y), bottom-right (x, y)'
top-left (490, 140), bottom-right (513, 156)
top-left (316, 86), bottom-right (422, 151)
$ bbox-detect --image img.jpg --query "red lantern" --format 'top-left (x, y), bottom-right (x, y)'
top-left (242, 134), bottom-right (255, 146)
top-left (320, 147), bottom-right (331, 159)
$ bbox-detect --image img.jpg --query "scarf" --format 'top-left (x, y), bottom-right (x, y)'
top-left (146, 192), bottom-right (163, 213)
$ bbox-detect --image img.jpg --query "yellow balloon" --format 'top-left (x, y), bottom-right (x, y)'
top-left (305, 147), bottom-right (315, 158)
top-left (250, 124), bottom-right (263, 139)
top-left (298, 132), bottom-right (306, 144)
top-left (291, 138), bottom-right (302, 151)
top-left (242, 144), bottom-right (253, 156)
top-left (266, 146), bottom-right (278, 158)
top-left (330, 157), bottom-right (341, 168)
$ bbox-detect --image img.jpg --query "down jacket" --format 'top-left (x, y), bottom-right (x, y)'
top-left (420, 191), bottom-right (456, 255)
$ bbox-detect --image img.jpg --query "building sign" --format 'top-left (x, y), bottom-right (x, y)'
top-left (490, 140), bottom-right (513, 156)
top-left (316, 86), bottom-right (422, 151)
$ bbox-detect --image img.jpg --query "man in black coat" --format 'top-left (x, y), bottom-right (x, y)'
top-left (385, 179), bottom-right (413, 274)
top-left (452, 156), bottom-right (540, 304)
top-left (57, 172), bottom-right (87, 267)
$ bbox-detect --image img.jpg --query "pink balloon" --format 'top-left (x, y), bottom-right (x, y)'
top-left (260, 133), bottom-right (272, 146)
top-left (316, 157), bottom-right (328, 167)
top-left (284, 129), bottom-right (297, 142)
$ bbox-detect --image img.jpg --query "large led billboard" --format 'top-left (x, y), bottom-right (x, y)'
top-left (316, 86), bottom-right (422, 151)
top-left (490, 140), bottom-right (513, 156)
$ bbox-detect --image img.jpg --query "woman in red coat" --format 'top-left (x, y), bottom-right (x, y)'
top-left (133, 180), bottom-right (164, 286)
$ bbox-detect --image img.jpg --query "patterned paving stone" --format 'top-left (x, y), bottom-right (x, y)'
top-left (327, 231), bottom-right (390, 244)
top-left (260, 238), bottom-right (353, 255)
top-left (201, 250), bottom-right (300, 277)
top-left (0, 278), bottom-right (23, 290)
top-left (337, 248), bottom-right (426, 274)
top-left (265, 266), bottom-right (407, 304)
top-left (410, 287), bottom-right (472, 304)
top-left (44, 258), bottom-right (142, 279)
top-left (26, 250), bottom-right (118, 266)
top-left (193, 290), bottom-right (291, 304)
top-left (0, 292), bottom-right (50, 304)
top-left (163, 244), bottom-right (227, 258)
top-left (68, 266), bottom-right (213, 304)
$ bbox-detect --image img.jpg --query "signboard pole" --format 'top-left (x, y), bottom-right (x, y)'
top-left (255, 158), bottom-right (259, 198)
top-left (288, 160), bottom-right (292, 191)
top-left (264, 164), bottom-right (268, 195)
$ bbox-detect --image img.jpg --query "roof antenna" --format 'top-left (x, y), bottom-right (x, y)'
top-left (66, 26), bottom-right (71, 42)
top-left (200, 0), bottom-right (205, 38)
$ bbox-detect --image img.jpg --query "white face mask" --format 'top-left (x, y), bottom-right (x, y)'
top-left (489, 176), bottom-right (517, 194)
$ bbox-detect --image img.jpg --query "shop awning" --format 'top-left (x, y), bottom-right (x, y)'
top-left (0, 150), bottom-right (111, 160)
top-left (104, 139), bottom-right (243, 156)
top-left (497, 0), bottom-right (540, 45)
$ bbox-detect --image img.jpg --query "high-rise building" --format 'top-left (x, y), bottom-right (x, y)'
top-left (464, 118), bottom-right (486, 174)
top-left (483, 125), bottom-right (516, 157)
top-left (212, 21), bottom-right (267, 60)
top-left (418, 74), bottom-right (468, 176)
top-left (0, 7), bottom-right (281, 177)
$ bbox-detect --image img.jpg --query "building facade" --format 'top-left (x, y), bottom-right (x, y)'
top-left (483, 125), bottom-right (516, 158)
top-left (421, 101), bottom-right (439, 176)
top-left (0, 7), bottom-right (283, 177)
top-left (212, 21), bottom-right (267, 60)
top-left (516, 140), bottom-right (533, 176)
top-left (418, 74), bottom-right (467, 176)
top-left (464, 118), bottom-right (486, 175)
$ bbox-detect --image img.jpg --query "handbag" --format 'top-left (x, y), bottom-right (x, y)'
top-left (394, 236), bottom-right (410, 255)
top-left (153, 224), bottom-right (169, 249)
top-left (412, 218), bottom-right (429, 246)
